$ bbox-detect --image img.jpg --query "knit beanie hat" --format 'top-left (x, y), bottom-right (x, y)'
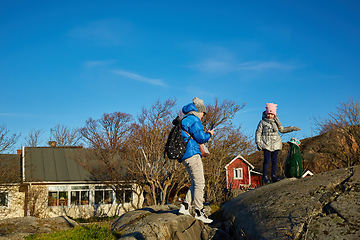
top-left (192, 97), bottom-right (207, 114)
top-left (265, 103), bottom-right (277, 115)
top-left (288, 137), bottom-right (301, 147)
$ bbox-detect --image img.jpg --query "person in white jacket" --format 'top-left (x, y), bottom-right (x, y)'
top-left (255, 103), bottom-right (300, 184)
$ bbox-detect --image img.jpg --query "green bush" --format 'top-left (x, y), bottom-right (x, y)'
top-left (25, 223), bottom-right (119, 240)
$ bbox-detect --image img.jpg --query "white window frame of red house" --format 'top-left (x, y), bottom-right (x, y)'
top-left (234, 168), bottom-right (243, 180)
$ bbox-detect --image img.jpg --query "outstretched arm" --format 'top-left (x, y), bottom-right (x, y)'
top-left (275, 117), bottom-right (301, 133)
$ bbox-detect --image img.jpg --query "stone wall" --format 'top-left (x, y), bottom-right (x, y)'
top-left (0, 185), bottom-right (25, 220)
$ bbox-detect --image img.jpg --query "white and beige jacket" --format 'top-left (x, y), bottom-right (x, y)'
top-left (255, 112), bottom-right (295, 152)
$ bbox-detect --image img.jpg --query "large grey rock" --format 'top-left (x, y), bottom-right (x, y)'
top-left (0, 215), bottom-right (78, 239)
top-left (222, 166), bottom-right (360, 239)
top-left (111, 204), bottom-right (228, 240)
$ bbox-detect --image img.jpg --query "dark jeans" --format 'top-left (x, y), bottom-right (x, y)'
top-left (263, 150), bottom-right (278, 178)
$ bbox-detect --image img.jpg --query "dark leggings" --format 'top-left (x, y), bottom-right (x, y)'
top-left (263, 150), bottom-right (278, 178)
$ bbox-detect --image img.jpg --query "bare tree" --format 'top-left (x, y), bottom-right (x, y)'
top-left (24, 129), bottom-right (44, 147)
top-left (80, 113), bottom-right (132, 151)
top-left (0, 124), bottom-right (21, 218)
top-left (201, 99), bottom-right (254, 204)
top-left (0, 123), bottom-right (20, 153)
top-left (126, 99), bottom-right (185, 206)
top-left (50, 124), bottom-right (82, 146)
top-left (313, 97), bottom-right (360, 168)
top-left (78, 112), bottom-right (141, 209)
top-left (315, 97), bottom-right (359, 134)
top-left (27, 185), bottom-right (49, 218)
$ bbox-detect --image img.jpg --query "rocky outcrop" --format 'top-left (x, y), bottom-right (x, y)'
top-left (0, 205), bottom-right (229, 240)
top-left (0, 215), bottom-right (78, 239)
top-left (111, 204), bottom-right (229, 240)
top-left (222, 165), bottom-right (360, 239)
top-left (2, 166), bottom-right (359, 240)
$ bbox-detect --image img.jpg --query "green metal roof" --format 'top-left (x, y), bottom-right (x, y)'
top-left (24, 147), bottom-right (94, 182)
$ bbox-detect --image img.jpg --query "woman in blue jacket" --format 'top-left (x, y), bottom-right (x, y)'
top-left (178, 97), bottom-right (214, 224)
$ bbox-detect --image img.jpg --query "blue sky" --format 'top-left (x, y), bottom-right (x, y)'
top-left (1, 0), bottom-right (360, 150)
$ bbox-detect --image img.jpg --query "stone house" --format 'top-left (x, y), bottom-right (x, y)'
top-left (0, 146), bottom-right (142, 220)
top-left (225, 155), bottom-right (263, 189)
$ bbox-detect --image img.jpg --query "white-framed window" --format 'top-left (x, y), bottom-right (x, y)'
top-left (70, 186), bottom-right (90, 206)
top-left (48, 186), bottom-right (68, 207)
top-left (47, 184), bottom-right (133, 207)
top-left (115, 185), bottom-right (133, 204)
top-left (0, 192), bottom-right (8, 207)
top-left (94, 186), bottom-right (114, 205)
top-left (234, 168), bottom-right (243, 180)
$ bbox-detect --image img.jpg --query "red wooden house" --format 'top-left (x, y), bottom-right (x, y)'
top-left (225, 155), bottom-right (263, 189)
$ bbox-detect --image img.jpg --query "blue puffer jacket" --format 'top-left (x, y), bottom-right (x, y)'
top-left (179, 103), bottom-right (211, 162)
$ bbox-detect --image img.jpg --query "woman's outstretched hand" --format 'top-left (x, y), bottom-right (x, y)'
top-left (292, 127), bottom-right (301, 131)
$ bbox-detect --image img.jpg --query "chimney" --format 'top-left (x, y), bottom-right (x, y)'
top-left (48, 141), bottom-right (57, 147)
top-left (17, 149), bottom-right (22, 154)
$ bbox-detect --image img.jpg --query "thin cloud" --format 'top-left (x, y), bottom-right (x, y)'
top-left (190, 60), bottom-right (232, 73)
top-left (83, 60), bottom-right (116, 68)
top-left (113, 70), bottom-right (167, 87)
top-left (236, 61), bottom-right (293, 71)
top-left (191, 60), bottom-right (295, 73)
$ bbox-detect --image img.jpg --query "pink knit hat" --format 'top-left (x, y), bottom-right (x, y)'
top-left (265, 103), bottom-right (278, 115)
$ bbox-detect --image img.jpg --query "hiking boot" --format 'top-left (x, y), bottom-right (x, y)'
top-left (195, 208), bottom-right (213, 224)
top-left (178, 202), bottom-right (191, 216)
top-left (263, 176), bottom-right (270, 184)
